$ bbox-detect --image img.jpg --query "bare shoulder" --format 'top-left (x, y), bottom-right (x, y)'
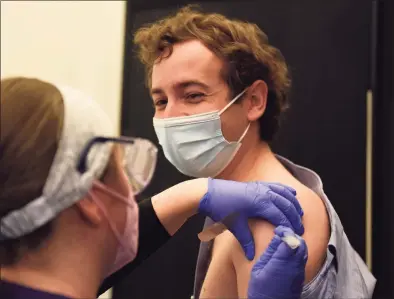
top-left (209, 154), bottom-right (330, 296)
top-left (292, 182), bottom-right (330, 281)
top-left (247, 182), bottom-right (330, 282)
top-left (215, 182), bottom-right (330, 297)
top-left (249, 182), bottom-right (330, 281)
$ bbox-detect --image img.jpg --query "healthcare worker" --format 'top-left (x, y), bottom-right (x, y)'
top-left (0, 77), bottom-right (307, 299)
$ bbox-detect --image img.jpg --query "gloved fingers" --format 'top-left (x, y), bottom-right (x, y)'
top-left (228, 217), bottom-right (256, 261)
top-left (267, 182), bottom-right (297, 196)
top-left (268, 183), bottom-right (303, 217)
top-left (293, 235), bottom-right (308, 264)
top-left (269, 192), bottom-right (305, 235)
top-left (197, 192), bottom-right (211, 216)
top-left (272, 239), bottom-right (308, 267)
top-left (254, 202), bottom-right (295, 231)
top-left (272, 240), bottom-right (298, 260)
top-left (251, 234), bottom-right (282, 273)
top-left (272, 226), bottom-right (308, 263)
top-left (275, 225), bottom-right (304, 252)
top-left (274, 224), bottom-right (297, 237)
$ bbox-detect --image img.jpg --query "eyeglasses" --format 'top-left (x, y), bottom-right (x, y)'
top-left (77, 136), bottom-right (158, 195)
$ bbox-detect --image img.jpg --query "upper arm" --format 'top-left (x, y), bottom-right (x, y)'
top-left (232, 189), bottom-right (330, 298)
top-left (231, 220), bottom-right (275, 297)
top-left (200, 189), bottom-right (330, 299)
top-left (199, 232), bottom-right (238, 299)
top-left (198, 221), bottom-right (275, 299)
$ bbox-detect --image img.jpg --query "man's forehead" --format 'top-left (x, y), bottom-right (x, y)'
top-left (151, 40), bottom-right (224, 90)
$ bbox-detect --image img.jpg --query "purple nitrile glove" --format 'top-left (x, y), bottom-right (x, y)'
top-left (198, 178), bottom-right (304, 260)
top-left (248, 226), bottom-right (308, 299)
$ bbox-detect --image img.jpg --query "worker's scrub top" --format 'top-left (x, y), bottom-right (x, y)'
top-left (0, 280), bottom-right (72, 299)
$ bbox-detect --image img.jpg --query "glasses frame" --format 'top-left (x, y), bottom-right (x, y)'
top-left (76, 136), bottom-right (136, 174)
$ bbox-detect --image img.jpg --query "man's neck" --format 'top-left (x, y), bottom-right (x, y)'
top-left (217, 140), bottom-right (274, 182)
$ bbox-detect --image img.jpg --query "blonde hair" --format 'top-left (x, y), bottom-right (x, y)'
top-left (134, 5), bottom-right (291, 141)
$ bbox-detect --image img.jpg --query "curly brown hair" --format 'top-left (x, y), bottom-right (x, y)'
top-left (134, 5), bottom-right (291, 141)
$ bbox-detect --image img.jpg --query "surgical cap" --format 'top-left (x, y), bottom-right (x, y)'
top-left (0, 84), bottom-right (114, 241)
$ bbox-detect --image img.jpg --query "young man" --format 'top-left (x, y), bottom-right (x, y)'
top-left (133, 5), bottom-right (376, 298)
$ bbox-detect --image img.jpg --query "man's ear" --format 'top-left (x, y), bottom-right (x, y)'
top-left (246, 80), bottom-right (268, 121)
top-left (75, 195), bottom-right (103, 227)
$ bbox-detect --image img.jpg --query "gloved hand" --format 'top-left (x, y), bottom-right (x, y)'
top-left (198, 178), bottom-right (304, 260)
top-left (248, 226), bottom-right (308, 299)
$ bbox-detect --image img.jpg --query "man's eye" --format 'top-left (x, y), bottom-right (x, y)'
top-left (153, 99), bottom-right (167, 109)
top-left (186, 93), bottom-right (205, 101)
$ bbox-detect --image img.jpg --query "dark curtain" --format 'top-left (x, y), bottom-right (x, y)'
top-left (115, 1), bottom-right (386, 298)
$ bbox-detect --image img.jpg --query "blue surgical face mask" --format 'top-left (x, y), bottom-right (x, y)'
top-left (153, 89), bottom-right (250, 178)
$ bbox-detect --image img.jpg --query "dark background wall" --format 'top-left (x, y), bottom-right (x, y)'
top-left (116, 1), bottom-right (393, 298)
top-left (371, 0), bottom-right (394, 298)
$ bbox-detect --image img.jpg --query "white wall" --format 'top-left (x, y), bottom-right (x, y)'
top-left (1, 1), bottom-right (127, 298)
top-left (1, 0), bottom-right (126, 134)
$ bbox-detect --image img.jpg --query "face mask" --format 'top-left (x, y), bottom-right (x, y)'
top-left (89, 180), bottom-right (139, 278)
top-left (153, 89), bottom-right (250, 178)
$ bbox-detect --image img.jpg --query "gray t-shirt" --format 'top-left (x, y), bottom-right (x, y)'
top-left (193, 155), bottom-right (376, 299)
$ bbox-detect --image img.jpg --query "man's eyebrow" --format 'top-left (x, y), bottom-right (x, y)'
top-left (177, 80), bottom-right (210, 90)
top-left (150, 88), bottom-right (164, 96)
top-left (150, 80), bottom-right (210, 96)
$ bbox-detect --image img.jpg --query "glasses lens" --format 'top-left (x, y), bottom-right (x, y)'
top-left (84, 137), bottom-right (158, 195)
top-left (121, 138), bottom-right (158, 195)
